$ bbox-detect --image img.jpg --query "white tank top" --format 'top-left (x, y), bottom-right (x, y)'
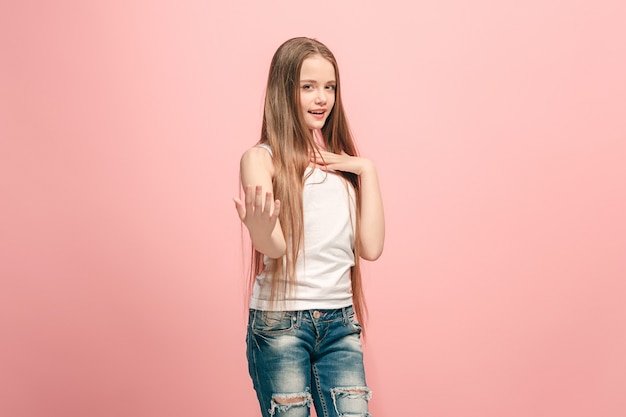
top-left (249, 144), bottom-right (356, 311)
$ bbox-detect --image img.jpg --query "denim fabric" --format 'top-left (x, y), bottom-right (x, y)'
top-left (247, 306), bottom-right (372, 417)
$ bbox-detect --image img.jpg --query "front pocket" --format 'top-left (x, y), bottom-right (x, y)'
top-left (252, 311), bottom-right (295, 335)
top-left (347, 310), bottom-right (362, 333)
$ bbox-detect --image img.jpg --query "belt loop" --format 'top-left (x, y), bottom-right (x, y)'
top-left (296, 310), bottom-right (302, 328)
top-left (342, 306), bottom-right (349, 325)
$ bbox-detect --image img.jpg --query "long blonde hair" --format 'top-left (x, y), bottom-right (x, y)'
top-left (252, 37), bottom-right (367, 326)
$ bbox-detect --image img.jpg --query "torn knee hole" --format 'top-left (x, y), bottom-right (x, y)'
top-left (331, 386), bottom-right (372, 400)
top-left (269, 392), bottom-right (312, 415)
top-left (274, 395), bottom-right (308, 405)
top-left (342, 389), bottom-right (367, 394)
top-left (330, 387), bottom-right (372, 416)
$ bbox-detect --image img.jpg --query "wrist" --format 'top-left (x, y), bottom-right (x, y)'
top-left (356, 159), bottom-right (375, 176)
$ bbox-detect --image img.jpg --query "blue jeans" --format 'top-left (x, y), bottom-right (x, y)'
top-left (246, 306), bottom-right (372, 417)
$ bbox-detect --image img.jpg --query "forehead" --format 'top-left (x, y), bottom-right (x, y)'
top-left (300, 55), bottom-right (335, 81)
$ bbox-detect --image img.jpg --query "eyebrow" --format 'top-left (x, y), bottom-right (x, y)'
top-left (299, 79), bottom-right (336, 84)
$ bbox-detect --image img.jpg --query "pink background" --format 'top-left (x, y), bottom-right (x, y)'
top-left (2, 1), bottom-right (625, 416)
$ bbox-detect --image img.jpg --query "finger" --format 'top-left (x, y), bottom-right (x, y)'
top-left (271, 199), bottom-right (281, 221)
top-left (244, 185), bottom-right (253, 212)
top-left (254, 185), bottom-right (263, 213)
top-left (233, 198), bottom-right (246, 220)
top-left (311, 150), bottom-right (328, 165)
top-left (263, 191), bottom-right (273, 216)
top-left (319, 150), bottom-right (337, 164)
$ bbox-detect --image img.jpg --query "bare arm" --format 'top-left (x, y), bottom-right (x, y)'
top-left (312, 149), bottom-right (385, 261)
top-left (355, 159), bottom-right (385, 260)
top-left (233, 147), bottom-right (286, 258)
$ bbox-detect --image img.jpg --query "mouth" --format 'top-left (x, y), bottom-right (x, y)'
top-left (308, 109), bottom-right (326, 119)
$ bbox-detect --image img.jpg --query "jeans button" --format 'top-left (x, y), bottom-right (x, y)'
top-left (313, 310), bottom-right (321, 319)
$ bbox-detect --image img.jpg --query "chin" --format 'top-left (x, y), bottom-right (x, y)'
top-left (307, 120), bottom-right (327, 130)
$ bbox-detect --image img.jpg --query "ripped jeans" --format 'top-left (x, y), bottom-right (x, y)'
top-left (247, 306), bottom-right (372, 417)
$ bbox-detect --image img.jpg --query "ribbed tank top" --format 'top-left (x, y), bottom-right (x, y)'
top-left (249, 144), bottom-right (356, 311)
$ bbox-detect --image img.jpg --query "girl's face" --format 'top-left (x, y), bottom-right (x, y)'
top-left (299, 55), bottom-right (336, 131)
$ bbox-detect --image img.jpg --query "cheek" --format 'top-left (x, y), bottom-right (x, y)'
top-left (329, 95), bottom-right (337, 110)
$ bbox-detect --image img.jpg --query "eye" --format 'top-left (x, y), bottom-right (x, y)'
top-left (302, 84), bottom-right (313, 90)
top-left (325, 85), bottom-right (336, 91)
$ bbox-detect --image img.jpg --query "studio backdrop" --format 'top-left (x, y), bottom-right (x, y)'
top-left (2, 1), bottom-right (625, 416)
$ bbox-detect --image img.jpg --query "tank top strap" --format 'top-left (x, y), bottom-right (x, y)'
top-left (255, 143), bottom-right (272, 155)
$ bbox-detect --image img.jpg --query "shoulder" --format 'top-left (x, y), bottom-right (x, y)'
top-left (240, 145), bottom-right (274, 177)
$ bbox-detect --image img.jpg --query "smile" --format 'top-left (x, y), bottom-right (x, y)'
top-left (308, 110), bottom-right (326, 119)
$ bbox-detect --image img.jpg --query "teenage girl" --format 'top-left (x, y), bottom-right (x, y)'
top-left (234, 37), bottom-right (384, 417)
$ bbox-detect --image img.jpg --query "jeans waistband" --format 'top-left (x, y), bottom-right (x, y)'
top-left (249, 305), bottom-right (354, 326)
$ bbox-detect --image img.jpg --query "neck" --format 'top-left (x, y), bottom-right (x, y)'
top-left (312, 128), bottom-right (326, 150)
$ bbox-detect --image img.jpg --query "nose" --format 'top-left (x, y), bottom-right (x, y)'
top-left (315, 89), bottom-right (327, 105)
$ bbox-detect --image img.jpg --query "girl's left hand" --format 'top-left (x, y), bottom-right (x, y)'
top-left (310, 149), bottom-right (374, 176)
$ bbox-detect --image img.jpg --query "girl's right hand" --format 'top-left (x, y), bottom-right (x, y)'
top-left (234, 185), bottom-right (281, 239)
